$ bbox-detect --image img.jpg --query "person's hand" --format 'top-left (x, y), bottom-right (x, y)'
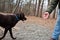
top-left (42, 12), bottom-right (49, 19)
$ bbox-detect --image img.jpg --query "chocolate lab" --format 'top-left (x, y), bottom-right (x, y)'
top-left (0, 12), bottom-right (27, 40)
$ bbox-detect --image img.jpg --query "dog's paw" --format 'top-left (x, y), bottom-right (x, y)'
top-left (12, 37), bottom-right (16, 40)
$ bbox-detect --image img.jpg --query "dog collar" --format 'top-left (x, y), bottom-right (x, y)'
top-left (15, 15), bottom-right (19, 21)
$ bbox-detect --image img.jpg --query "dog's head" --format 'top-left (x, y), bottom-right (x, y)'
top-left (16, 12), bottom-right (27, 21)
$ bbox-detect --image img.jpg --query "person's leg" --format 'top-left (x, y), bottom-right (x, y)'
top-left (51, 10), bottom-right (60, 40)
top-left (52, 21), bottom-right (60, 40)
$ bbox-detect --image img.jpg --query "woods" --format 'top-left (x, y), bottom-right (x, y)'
top-left (0, 0), bottom-right (59, 40)
top-left (0, 0), bottom-right (58, 18)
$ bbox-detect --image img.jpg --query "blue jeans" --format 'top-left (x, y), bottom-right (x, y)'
top-left (52, 9), bottom-right (60, 40)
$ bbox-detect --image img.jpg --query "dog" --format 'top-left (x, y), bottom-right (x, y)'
top-left (0, 12), bottom-right (27, 40)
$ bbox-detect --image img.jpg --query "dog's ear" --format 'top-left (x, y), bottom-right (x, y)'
top-left (20, 13), bottom-right (25, 17)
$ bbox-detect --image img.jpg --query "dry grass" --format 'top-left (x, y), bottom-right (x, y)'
top-left (26, 16), bottom-right (56, 30)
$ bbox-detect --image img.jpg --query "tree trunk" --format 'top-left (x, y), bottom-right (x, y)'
top-left (8, 0), bottom-right (14, 13)
top-left (12, 0), bottom-right (21, 13)
top-left (34, 0), bottom-right (37, 16)
top-left (2, 0), bottom-right (5, 12)
top-left (36, 0), bottom-right (41, 17)
top-left (20, 0), bottom-right (23, 12)
top-left (48, 0), bottom-right (50, 6)
top-left (33, 0), bottom-right (35, 16)
top-left (40, 0), bottom-right (44, 17)
top-left (27, 0), bottom-right (32, 15)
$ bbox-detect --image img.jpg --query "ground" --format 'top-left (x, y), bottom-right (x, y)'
top-left (0, 16), bottom-right (57, 40)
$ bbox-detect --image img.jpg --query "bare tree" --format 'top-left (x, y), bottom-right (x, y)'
top-left (34, 0), bottom-right (37, 16)
top-left (32, 0), bottom-right (35, 16)
top-left (0, 0), bottom-right (5, 12)
top-left (36, 0), bottom-right (41, 17)
top-left (20, 0), bottom-right (24, 12)
top-left (48, 0), bottom-right (50, 6)
top-left (27, 0), bottom-right (32, 15)
top-left (8, 0), bottom-right (14, 13)
top-left (40, 0), bottom-right (44, 17)
top-left (12, 0), bottom-right (21, 13)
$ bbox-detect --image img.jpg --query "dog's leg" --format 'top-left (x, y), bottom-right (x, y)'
top-left (9, 28), bottom-right (16, 39)
top-left (0, 28), bottom-right (8, 40)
